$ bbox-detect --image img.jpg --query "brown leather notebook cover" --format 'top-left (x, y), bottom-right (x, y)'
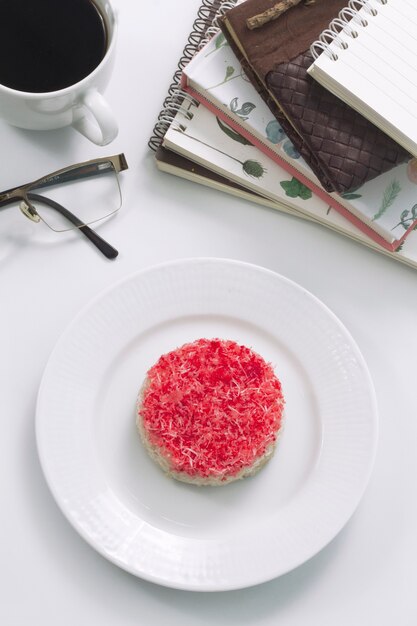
top-left (219, 0), bottom-right (409, 193)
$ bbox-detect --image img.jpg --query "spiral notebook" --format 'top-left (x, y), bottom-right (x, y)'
top-left (148, 0), bottom-right (417, 271)
top-left (308, 0), bottom-right (417, 156)
top-left (149, 0), bottom-right (236, 151)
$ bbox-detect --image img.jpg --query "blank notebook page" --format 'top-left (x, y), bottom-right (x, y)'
top-left (307, 0), bottom-right (417, 156)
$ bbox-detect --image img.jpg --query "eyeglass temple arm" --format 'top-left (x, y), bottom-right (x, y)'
top-left (0, 154), bottom-right (128, 199)
top-left (34, 164), bottom-right (112, 190)
top-left (0, 192), bottom-right (118, 259)
top-left (33, 154), bottom-right (128, 191)
top-left (27, 193), bottom-right (118, 260)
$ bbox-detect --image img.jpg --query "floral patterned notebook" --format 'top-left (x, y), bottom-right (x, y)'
top-left (159, 100), bottom-right (417, 271)
top-left (181, 30), bottom-right (417, 251)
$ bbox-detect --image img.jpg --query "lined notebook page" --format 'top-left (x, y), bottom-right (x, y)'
top-left (308, 0), bottom-right (417, 155)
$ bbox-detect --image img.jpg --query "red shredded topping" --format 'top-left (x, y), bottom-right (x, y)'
top-left (139, 338), bottom-right (285, 480)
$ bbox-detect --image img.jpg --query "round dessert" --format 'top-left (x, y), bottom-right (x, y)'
top-left (136, 338), bottom-right (285, 486)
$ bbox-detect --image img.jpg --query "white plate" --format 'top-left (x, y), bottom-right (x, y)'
top-left (36, 258), bottom-right (378, 591)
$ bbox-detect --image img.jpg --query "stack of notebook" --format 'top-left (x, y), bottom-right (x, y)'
top-left (149, 0), bottom-right (417, 270)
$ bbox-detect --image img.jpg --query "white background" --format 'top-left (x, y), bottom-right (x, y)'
top-left (0, 1), bottom-right (415, 624)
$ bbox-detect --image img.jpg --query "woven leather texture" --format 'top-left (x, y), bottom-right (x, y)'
top-left (266, 51), bottom-right (409, 193)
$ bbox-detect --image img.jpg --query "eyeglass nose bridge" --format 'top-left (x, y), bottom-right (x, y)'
top-left (19, 195), bottom-right (41, 223)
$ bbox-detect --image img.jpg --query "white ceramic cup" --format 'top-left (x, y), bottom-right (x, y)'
top-left (0, 0), bottom-right (118, 146)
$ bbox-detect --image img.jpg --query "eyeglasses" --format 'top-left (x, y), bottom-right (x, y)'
top-left (0, 154), bottom-right (128, 259)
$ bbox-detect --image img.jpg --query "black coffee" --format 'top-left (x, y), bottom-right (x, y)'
top-left (0, 0), bottom-right (107, 93)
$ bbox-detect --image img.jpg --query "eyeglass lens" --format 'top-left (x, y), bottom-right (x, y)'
top-left (27, 161), bottom-right (122, 232)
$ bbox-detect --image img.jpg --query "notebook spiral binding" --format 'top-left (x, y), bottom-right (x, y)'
top-left (148, 0), bottom-right (236, 151)
top-left (310, 0), bottom-right (388, 62)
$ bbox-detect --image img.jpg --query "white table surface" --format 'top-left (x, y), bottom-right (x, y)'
top-left (1, 1), bottom-right (416, 624)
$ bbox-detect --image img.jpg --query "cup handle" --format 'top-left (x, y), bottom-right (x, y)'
top-left (72, 89), bottom-right (118, 146)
